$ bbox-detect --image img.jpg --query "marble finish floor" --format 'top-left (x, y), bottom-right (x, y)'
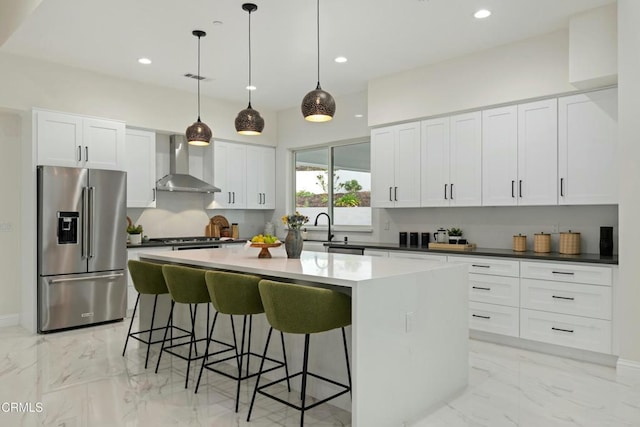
top-left (0, 319), bottom-right (639, 426)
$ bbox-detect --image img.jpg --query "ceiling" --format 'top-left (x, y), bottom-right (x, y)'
top-left (1, 0), bottom-right (615, 113)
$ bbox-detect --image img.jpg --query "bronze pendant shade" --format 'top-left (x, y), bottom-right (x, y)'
top-left (301, 0), bottom-right (335, 122)
top-left (236, 3), bottom-right (265, 135)
top-left (186, 30), bottom-right (212, 146)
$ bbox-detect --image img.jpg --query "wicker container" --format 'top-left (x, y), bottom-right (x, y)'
top-left (513, 234), bottom-right (527, 252)
top-left (534, 233), bottom-right (551, 253)
top-left (559, 231), bottom-right (581, 255)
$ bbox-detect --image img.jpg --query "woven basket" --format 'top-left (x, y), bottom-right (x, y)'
top-left (534, 233), bottom-right (551, 253)
top-left (513, 235), bottom-right (527, 252)
top-left (559, 231), bottom-right (581, 255)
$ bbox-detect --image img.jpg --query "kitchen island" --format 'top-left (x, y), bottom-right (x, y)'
top-left (139, 245), bottom-right (468, 427)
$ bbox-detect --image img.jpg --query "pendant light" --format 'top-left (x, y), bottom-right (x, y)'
top-left (301, 0), bottom-right (335, 122)
top-left (186, 30), bottom-right (213, 146)
top-left (235, 3), bottom-right (265, 135)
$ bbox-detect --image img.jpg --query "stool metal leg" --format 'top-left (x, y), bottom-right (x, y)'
top-left (247, 326), bottom-right (273, 422)
top-left (300, 333), bottom-right (310, 427)
top-left (233, 314), bottom-right (244, 412)
top-left (279, 331), bottom-right (291, 392)
top-left (155, 301), bottom-right (175, 374)
top-left (341, 327), bottom-right (352, 395)
top-left (143, 294), bottom-right (159, 369)
top-left (185, 303), bottom-right (199, 389)
top-left (195, 311), bottom-right (219, 394)
top-left (122, 293), bottom-right (140, 357)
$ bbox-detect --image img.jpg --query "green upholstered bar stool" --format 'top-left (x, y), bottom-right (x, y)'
top-left (123, 260), bottom-right (191, 368)
top-left (247, 280), bottom-right (352, 426)
top-left (155, 264), bottom-right (213, 389)
top-left (195, 271), bottom-right (290, 412)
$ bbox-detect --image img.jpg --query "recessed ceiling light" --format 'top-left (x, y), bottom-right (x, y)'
top-left (354, 114), bottom-right (364, 118)
top-left (335, 56), bottom-right (348, 63)
top-left (138, 58), bottom-right (152, 65)
top-left (246, 85), bottom-right (256, 91)
top-left (474, 9), bottom-right (491, 19)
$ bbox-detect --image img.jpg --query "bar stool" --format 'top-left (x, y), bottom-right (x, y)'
top-left (155, 264), bottom-right (212, 389)
top-left (122, 260), bottom-right (191, 368)
top-left (195, 271), bottom-right (290, 412)
top-left (247, 280), bottom-right (352, 426)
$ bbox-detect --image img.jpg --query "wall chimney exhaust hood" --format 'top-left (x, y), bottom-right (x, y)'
top-left (156, 135), bottom-right (221, 193)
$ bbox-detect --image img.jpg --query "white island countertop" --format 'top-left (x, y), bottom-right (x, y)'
top-left (139, 245), bottom-right (469, 427)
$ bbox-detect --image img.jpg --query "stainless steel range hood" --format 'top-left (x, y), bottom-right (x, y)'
top-left (156, 135), bottom-right (221, 193)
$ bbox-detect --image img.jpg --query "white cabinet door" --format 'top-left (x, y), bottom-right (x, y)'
top-left (125, 129), bottom-right (156, 208)
top-left (518, 99), bottom-right (558, 205)
top-left (36, 110), bottom-right (83, 167)
top-left (421, 117), bottom-right (450, 207)
top-left (394, 122), bottom-right (421, 207)
top-left (558, 88), bottom-right (618, 205)
top-left (212, 141), bottom-right (247, 209)
top-left (371, 123), bottom-right (420, 208)
top-left (371, 127), bottom-right (397, 208)
top-left (482, 106), bottom-right (518, 206)
top-left (449, 112), bottom-right (482, 206)
top-left (246, 145), bottom-right (276, 209)
top-left (83, 118), bottom-right (125, 170)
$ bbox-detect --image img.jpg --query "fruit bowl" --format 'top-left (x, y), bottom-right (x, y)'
top-left (250, 242), bottom-right (282, 258)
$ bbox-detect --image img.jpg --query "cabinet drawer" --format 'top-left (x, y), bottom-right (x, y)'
top-left (469, 273), bottom-right (519, 307)
top-left (520, 261), bottom-right (612, 286)
top-left (469, 302), bottom-right (519, 337)
top-left (520, 309), bottom-right (611, 354)
top-left (449, 256), bottom-right (519, 277)
top-left (390, 251), bottom-right (447, 262)
top-left (521, 279), bottom-right (612, 320)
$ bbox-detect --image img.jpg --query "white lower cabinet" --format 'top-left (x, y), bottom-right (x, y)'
top-left (364, 249), bottom-right (389, 257)
top-left (469, 302), bottom-right (519, 337)
top-left (469, 273), bottom-right (520, 307)
top-left (126, 247), bottom-right (172, 315)
top-left (389, 251), bottom-right (447, 262)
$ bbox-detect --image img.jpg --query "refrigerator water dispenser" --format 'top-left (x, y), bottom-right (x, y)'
top-left (57, 211), bottom-right (79, 244)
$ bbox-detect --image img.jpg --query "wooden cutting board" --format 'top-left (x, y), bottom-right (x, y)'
top-left (205, 215), bottom-right (229, 237)
top-left (428, 243), bottom-right (476, 251)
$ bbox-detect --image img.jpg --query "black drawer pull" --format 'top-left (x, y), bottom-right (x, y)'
top-left (472, 264), bottom-right (491, 268)
top-left (472, 286), bottom-right (491, 291)
top-left (472, 314), bottom-right (491, 320)
top-left (552, 271), bottom-right (575, 275)
top-left (552, 295), bottom-right (575, 301)
top-left (552, 327), bottom-right (574, 333)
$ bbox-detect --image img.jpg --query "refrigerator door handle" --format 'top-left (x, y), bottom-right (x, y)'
top-left (82, 186), bottom-right (89, 259)
top-left (48, 272), bottom-right (125, 284)
top-left (88, 186), bottom-right (95, 258)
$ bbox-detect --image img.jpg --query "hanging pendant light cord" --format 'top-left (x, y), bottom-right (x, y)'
top-left (316, 0), bottom-right (321, 89)
top-left (248, 9), bottom-right (252, 106)
top-left (197, 34), bottom-right (202, 122)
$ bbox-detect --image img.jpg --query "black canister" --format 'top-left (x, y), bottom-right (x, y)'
top-left (399, 232), bottom-right (408, 246)
top-left (599, 226), bottom-right (614, 256)
top-left (409, 232), bottom-right (419, 247)
top-left (421, 232), bottom-right (430, 247)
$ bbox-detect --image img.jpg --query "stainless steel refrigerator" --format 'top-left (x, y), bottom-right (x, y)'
top-left (37, 165), bottom-right (127, 333)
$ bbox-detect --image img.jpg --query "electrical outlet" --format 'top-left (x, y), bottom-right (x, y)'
top-left (552, 224), bottom-right (559, 234)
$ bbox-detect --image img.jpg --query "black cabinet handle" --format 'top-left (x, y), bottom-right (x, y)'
top-left (228, 192), bottom-right (232, 204)
top-left (552, 271), bottom-right (575, 275)
top-left (511, 180), bottom-right (515, 198)
top-left (389, 187), bottom-right (393, 202)
top-left (552, 295), bottom-right (575, 301)
top-left (450, 183), bottom-right (454, 200)
top-left (394, 186), bottom-right (398, 201)
top-left (519, 180), bottom-right (522, 198)
top-left (560, 178), bottom-right (564, 197)
top-left (444, 184), bottom-right (448, 200)
top-left (78, 146), bottom-right (82, 162)
top-left (472, 286), bottom-right (491, 291)
top-left (472, 264), bottom-right (491, 268)
top-left (472, 314), bottom-right (491, 320)
top-left (232, 192), bottom-right (235, 204)
top-left (85, 146), bottom-right (89, 162)
top-left (552, 327), bottom-right (574, 333)
top-left (153, 188), bottom-right (156, 202)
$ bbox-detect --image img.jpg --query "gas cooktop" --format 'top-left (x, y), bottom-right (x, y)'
top-left (150, 236), bottom-right (222, 244)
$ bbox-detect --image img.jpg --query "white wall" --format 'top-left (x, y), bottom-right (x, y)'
top-left (368, 30), bottom-right (576, 127)
top-left (617, 0), bottom-right (640, 368)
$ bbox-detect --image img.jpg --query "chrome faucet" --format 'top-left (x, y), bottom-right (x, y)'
top-left (314, 212), bottom-right (334, 242)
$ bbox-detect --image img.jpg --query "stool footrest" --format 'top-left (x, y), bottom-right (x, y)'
top-left (127, 325), bottom-right (191, 346)
top-left (256, 371), bottom-right (350, 411)
top-left (202, 351), bottom-right (285, 382)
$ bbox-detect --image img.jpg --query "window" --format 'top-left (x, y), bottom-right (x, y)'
top-left (293, 141), bottom-right (371, 227)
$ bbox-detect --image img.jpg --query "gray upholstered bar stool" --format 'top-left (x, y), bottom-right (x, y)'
top-left (155, 264), bottom-right (213, 389)
top-left (248, 280), bottom-right (352, 426)
top-left (195, 271), bottom-right (290, 412)
top-left (123, 260), bottom-right (190, 368)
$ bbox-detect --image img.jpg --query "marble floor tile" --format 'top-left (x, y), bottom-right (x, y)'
top-left (0, 320), bottom-right (639, 426)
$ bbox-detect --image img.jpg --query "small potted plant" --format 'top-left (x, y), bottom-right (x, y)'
top-left (127, 224), bottom-right (143, 245)
top-left (448, 227), bottom-right (463, 244)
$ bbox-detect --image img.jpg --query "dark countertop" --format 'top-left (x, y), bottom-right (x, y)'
top-left (323, 241), bottom-right (618, 265)
top-left (127, 239), bottom-right (248, 249)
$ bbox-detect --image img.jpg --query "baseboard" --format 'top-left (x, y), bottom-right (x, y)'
top-left (0, 313), bottom-right (20, 328)
top-left (617, 358), bottom-right (640, 377)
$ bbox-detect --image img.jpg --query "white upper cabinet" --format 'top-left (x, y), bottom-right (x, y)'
top-left (558, 87), bottom-right (618, 205)
top-left (125, 129), bottom-right (156, 208)
top-left (371, 122), bottom-right (421, 208)
top-left (482, 99), bottom-right (557, 206)
top-left (422, 112), bottom-right (482, 207)
top-left (246, 145), bottom-right (276, 209)
top-left (35, 109), bottom-right (125, 170)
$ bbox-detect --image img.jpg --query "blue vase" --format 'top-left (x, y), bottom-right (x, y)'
top-left (285, 229), bottom-right (303, 259)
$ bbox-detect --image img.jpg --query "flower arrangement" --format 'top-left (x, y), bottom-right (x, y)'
top-left (281, 211), bottom-right (309, 230)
